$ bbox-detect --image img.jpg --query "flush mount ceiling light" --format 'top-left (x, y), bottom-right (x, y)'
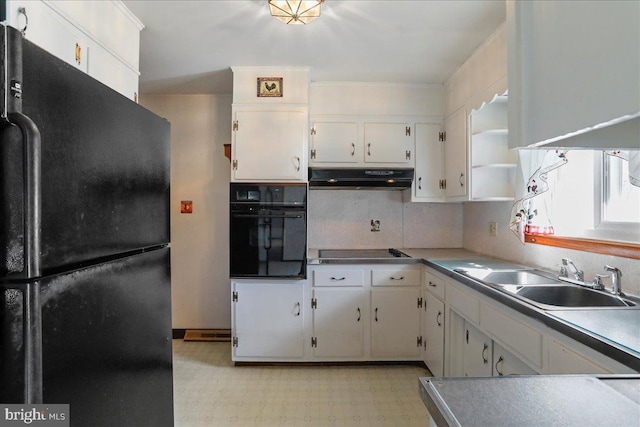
top-left (268, 0), bottom-right (324, 25)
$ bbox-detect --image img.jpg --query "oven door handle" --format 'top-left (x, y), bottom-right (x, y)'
top-left (232, 213), bottom-right (304, 219)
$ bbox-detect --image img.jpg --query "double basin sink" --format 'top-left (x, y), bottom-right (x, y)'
top-left (455, 268), bottom-right (639, 310)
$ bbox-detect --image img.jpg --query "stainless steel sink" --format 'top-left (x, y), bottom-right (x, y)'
top-left (509, 285), bottom-right (637, 308)
top-left (455, 268), bottom-right (639, 310)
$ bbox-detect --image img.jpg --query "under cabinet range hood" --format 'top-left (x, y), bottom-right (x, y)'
top-left (308, 168), bottom-right (414, 189)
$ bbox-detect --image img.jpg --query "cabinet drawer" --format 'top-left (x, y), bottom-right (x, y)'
top-left (446, 282), bottom-right (480, 324)
top-left (481, 303), bottom-right (543, 369)
top-left (313, 269), bottom-right (365, 287)
top-left (548, 339), bottom-right (611, 375)
top-left (424, 270), bottom-right (445, 299)
top-left (371, 268), bottom-right (420, 287)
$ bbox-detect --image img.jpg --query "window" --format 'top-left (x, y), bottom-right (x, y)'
top-left (545, 151), bottom-right (640, 244)
top-left (603, 153), bottom-right (640, 224)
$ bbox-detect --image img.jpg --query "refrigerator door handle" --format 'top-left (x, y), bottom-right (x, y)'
top-left (7, 111), bottom-right (43, 404)
top-left (8, 112), bottom-right (42, 278)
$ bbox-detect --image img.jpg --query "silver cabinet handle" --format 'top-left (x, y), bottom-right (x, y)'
top-left (406, 150), bottom-right (411, 160)
top-left (367, 143), bottom-right (371, 156)
top-left (390, 276), bottom-right (404, 281)
top-left (459, 173), bottom-right (464, 187)
top-left (294, 156), bottom-right (301, 171)
top-left (18, 7), bottom-right (29, 35)
top-left (330, 277), bottom-right (345, 281)
top-left (436, 311), bottom-right (442, 327)
top-left (482, 343), bottom-right (489, 364)
top-left (495, 356), bottom-right (504, 376)
top-left (375, 307), bottom-right (378, 322)
top-left (357, 307), bottom-right (361, 322)
top-left (418, 177), bottom-right (422, 190)
top-left (351, 143), bottom-right (355, 156)
top-left (428, 281), bottom-right (437, 287)
top-left (295, 302), bottom-right (301, 316)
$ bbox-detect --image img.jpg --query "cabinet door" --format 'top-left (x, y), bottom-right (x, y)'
top-left (463, 321), bottom-right (492, 377)
top-left (443, 108), bottom-right (468, 198)
top-left (547, 340), bottom-right (611, 374)
top-left (233, 110), bottom-right (306, 181)
top-left (423, 292), bottom-right (445, 376)
top-left (6, 1), bottom-right (88, 73)
top-left (87, 42), bottom-right (139, 101)
top-left (312, 288), bottom-right (365, 357)
top-left (371, 287), bottom-right (421, 357)
top-left (364, 122), bottom-right (413, 164)
top-left (310, 121), bottom-right (359, 164)
top-left (492, 342), bottom-right (537, 376)
top-left (233, 282), bottom-right (304, 358)
top-left (414, 123), bottom-right (444, 199)
top-left (508, 1), bottom-right (640, 149)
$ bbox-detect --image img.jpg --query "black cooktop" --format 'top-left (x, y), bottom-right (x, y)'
top-left (318, 248), bottom-right (410, 259)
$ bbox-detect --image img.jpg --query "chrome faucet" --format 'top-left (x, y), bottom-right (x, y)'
top-left (561, 258), bottom-right (584, 282)
top-left (604, 265), bottom-right (623, 296)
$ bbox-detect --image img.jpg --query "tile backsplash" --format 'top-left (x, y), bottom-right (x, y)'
top-left (308, 190), bottom-right (463, 249)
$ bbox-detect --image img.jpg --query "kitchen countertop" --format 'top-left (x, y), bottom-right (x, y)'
top-left (307, 248), bottom-right (640, 371)
top-left (419, 375), bottom-right (640, 427)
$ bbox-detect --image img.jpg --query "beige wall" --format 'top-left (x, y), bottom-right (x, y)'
top-left (463, 201), bottom-right (640, 295)
top-left (140, 94), bottom-right (233, 329)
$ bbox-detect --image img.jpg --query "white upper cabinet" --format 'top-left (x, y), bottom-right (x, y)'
top-left (232, 109), bottom-right (307, 181)
top-left (442, 24), bottom-right (512, 203)
top-left (469, 94), bottom-right (517, 201)
top-left (443, 108), bottom-right (468, 199)
top-left (309, 82), bottom-right (444, 169)
top-left (231, 67), bottom-right (309, 182)
top-left (310, 121), bottom-right (359, 164)
top-left (412, 123), bottom-right (444, 201)
top-left (363, 122), bottom-right (413, 164)
top-left (5, 1), bottom-right (143, 101)
top-left (507, 0), bottom-right (640, 149)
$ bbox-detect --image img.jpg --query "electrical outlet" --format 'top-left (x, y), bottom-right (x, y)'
top-left (489, 221), bottom-right (497, 237)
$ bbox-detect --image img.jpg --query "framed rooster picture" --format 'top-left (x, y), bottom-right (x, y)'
top-left (257, 77), bottom-right (283, 97)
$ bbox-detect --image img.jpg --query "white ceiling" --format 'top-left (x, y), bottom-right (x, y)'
top-left (122, 0), bottom-right (506, 95)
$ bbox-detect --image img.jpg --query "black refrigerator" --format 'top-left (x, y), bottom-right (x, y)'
top-left (0, 25), bottom-right (173, 426)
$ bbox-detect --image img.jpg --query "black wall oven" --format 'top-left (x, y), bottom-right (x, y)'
top-left (230, 183), bottom-right (307, 279)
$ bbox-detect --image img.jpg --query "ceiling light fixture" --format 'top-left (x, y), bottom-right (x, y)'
top-left (268, 0), bottom-right (324, 25)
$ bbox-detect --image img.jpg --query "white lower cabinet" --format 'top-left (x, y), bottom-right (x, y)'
top-left (371, 287), bottom-right (422, 358)
top-left (444, 274), bottom-right (634, 377)
top-left (232, 281), bottom-right (304, 360)
top-left (311, 287), bottom-right (365, 358)
top-left (307, 265), bottom-right (422, 361)
top-left (463, 321), bottom-right (493, 377)
top-left (423, 290), bottom-right (445, 376)
top-left (232, 266), bottom-right (635, 372)
top-left (492, 342), bottom-right (538, 376)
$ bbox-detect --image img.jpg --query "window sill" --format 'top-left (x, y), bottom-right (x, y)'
top-left (524, 234), bottom-right (640, 260)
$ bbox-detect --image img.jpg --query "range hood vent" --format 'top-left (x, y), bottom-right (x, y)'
top-left (308, 168), bottom-right (414, 190)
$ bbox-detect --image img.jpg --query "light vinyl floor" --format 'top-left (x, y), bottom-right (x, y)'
top-left (173, 340), bottom-right (435, 427)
